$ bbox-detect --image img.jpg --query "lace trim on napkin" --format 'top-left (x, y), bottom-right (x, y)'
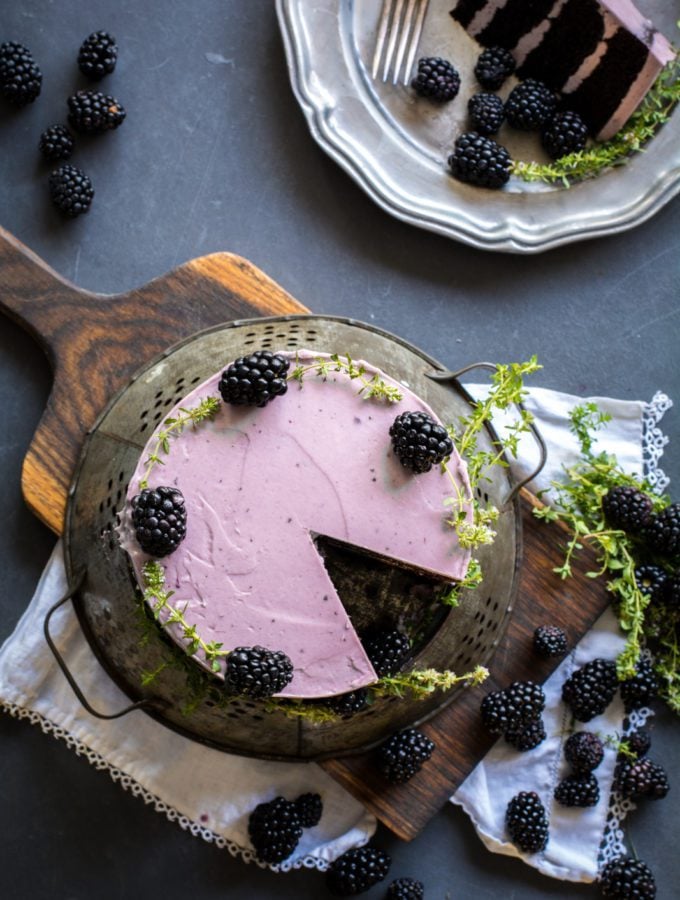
top-left (0, 701), bottom-right (332, 873)
top-left (642, 391), bottom-right (672, 495)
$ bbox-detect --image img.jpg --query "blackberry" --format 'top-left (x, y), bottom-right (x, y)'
top-left (599, 856), bottom-right (656, 898)
top-left (541, 111), bottom-right (588, 160)
top-left (505, 79), bottom-right (557, 131)
top-left (626, 729), bottom-right (651, 758)
top-left (218, 350), bottom-right (289, 408)
top-left (619, 757), bottom-right (669, 800)
top-left (378, 729), bottom-right (435, 784)
top-left (474, 46), bottom-right (515, 90)
top-left (468, 92), bottom-right (505, 136)
top-left (67, 89), bottom-right (126, 134)
top-left (505, 791), bottom-right (549, 853)
top-left (505, 717), bottom-right (546, 752)
top-left (39, 125), bottom-right (75, 161)
top-left (78, 31), bottom-right (118, 81)
top-left (224, 646), bottom-right (294, 699)
top-left (131, 486), bottom-right (187, 557)
top-left (0, 41), bottom-right (42, 106)
top-left (362, 629), bottom-right (411, 677)
top-left (564, 731), bottom-right (604, 773)
top-left (602, 486), bottom-right (653, 534)
top-left (411, 56), bottom-right (460, 102)
top-left (533, 624), bottom-right (568, 658)
top-left (634, 564), bottom-right (668, 605)
top-left (387, 877), bottom-right (424, 899)
top-left (481, 681), bottom-right (545, 734)
top-left (294, 792), bottom-right (322, 828)
top-left (561, 658), bottom-right (618, 722)
top-left (49, 164), bottom-right (94, 218)
top-left (326, 846), bottom-right (391, 896)
top-left (326, 689), bottom-right (369, 718)
top-left (247, 796), bottom-right (302, 864)
top-left (644, 502), bottom-right (680, 557)
top-left (554, 773), bottom-right (600, 808)
top-left (448, 132), bottom-right (511, 190)
top-left (389, 411), bottom-right (453, 474)
top-left (619, 660), bottom-right (659, 712)
top-left (663, 570), bottom-right (680, 608)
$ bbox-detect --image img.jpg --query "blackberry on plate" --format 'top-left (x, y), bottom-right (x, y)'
top-left (541, 110), bottom-right (588, 160)
top-left (0, 41), bottom-right (42, 106)
top-left (626, 729), bottom-right (651, 758)
top-left (602, 486), bottom-right (653, 534)
top-left (599, 856), bottom-right (656, 898)
top-left (387, 877), bottom-right (424, 899)
top-left (448, 132), bottom-right (511, 190)
top-left (505, 791), bottom-right (549, 853)
top-left (78, 31), bottom-right (118, 80)
top-left (564, 731), bottom-right (604, 773)
top-left (481, 681), bottom-right (545, 734)
top-left (468, 92), bottom-right (505, 136)
top-left (247, 796), bottom-right (302, 864)
top-left (326, 689), bottom-right (368, 718)
top-left (294, 792), bottom-right (322, 828)
top-left (131, 486), bottom-right (187, 557)
top-left (39, 125), bottom-right (75, 161)
top-left (67, 89), bottom-right (126, 133)
top-left (619, 757), bottom-right (669, 800)
top-left (389, 411), bottom-right (453, 474)
top-left (554, 773), bottom-right (600, 808)
top-left (644, 502), bottom-right (680, 557)
top-left (326, 846), bottom-right (391, 896)
top-left (411, 56), bottom-right (460, 102)
top-left (378, 728), bottom-right (435, 784)
top-left (505, 716), bottom-right (546, 752)
top-left (474, 46), bottom-right (515, 90)
top-left (218, 350), bottom-right (289, 408)
top-left (362, 628), bottom-right (411, 677)
top-left (562, 658), bottom-right (618, 722)
top-left (620, 660), bottom-right (659, 712)
top-left (634, 564), bottom-right (668, 605)
top-left (224, 646), bottom-right (294, 699)
top-left (505, 79), bottom-right (557, 131)
top-left (533, 624), bottom-right (568, 658)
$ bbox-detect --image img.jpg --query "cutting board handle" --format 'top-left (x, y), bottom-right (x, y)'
top-left (0, 225), bottom-right (308, 534)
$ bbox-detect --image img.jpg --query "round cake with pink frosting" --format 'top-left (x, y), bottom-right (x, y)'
top-left (118, 349), bottom-right (473, 700)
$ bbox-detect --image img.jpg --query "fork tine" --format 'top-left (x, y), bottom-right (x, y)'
top-left (382, 0), bottom-right (406, 82)
top-left (371, 0), bottom-right (395, 80)
top-left (392, 0), bottom-right (418, 85)
top-left (402, 0), bottom-right (429, 86)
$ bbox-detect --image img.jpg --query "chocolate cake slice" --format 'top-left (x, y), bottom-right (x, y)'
top-left (451, 0), bottom-right (676, 140)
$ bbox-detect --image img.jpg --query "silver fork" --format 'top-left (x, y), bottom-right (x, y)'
top-left (371, 0), bottom-right (430, 86)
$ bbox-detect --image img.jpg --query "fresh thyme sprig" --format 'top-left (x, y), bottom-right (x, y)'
top-left (533, 402), bottom-right (678, 700)
top-left (289, 352), bottom-right (403, 403)
top-left (511, 56), bottom-right (680, 186)
top-left (138, 396), bottom-right (221, 489)
top-left (371, 664), bottom-right (489, 699)
top-left (440, 558), bottom-right (484, 607)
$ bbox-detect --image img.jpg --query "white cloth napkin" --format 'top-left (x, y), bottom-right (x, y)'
top-left (0, 387), bottom-right (671, 879)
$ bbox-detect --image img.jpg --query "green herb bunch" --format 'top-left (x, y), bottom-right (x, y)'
top-left (289, 352), bottom-right (403, 403)
top-left (533, 402), bottom-right (679, 713)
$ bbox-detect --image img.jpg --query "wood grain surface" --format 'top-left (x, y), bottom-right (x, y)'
top-left (0, 226), bottom-right (308, 534)
top-left (321, 490), bottom-right (611, 840)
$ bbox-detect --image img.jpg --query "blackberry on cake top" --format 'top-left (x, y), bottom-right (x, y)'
top-left (224, 645), bottom-right (294, 699)
top-left (131, 485), bottom-right (187, 557)
top-left (218, 349), bottom-right (290, 407)
top-left (389, 410), bottom-right (453, 474)
top-left (411, 56), bottom-right (460, 101)
top-left (448, 132), bottom-right (512, 190)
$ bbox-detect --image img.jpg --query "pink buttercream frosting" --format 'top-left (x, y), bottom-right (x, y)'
top-left (119, 350), bottom-right (473, 699)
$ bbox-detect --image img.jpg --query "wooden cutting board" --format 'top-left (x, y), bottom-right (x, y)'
top-left (0, 225), bottom-right (611, 840)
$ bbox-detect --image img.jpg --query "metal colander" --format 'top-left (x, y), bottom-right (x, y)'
top-left (59, 315), bottom-right (529, 761)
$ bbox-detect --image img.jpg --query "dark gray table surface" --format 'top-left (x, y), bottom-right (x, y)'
top-left (1, 2), bottom-right (678, 898)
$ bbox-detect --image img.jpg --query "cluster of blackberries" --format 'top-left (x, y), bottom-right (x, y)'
top-left (247, 792), bottom-right (323, 864)
top-left (555, 731), bottom-right (604, 808)
top-left (613, 727), bottom-right (669, 803)
top-left (412, 46), bottom-right (590, 190)
top-left (480, 680), bottom-right (547, 752)
top-left (1, 32), bottom-right (124, 217)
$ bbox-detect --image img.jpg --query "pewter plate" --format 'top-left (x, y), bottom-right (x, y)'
top-left (276, 0), bottom-right (680, 253)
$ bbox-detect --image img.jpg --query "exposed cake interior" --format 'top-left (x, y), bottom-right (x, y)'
top-left (450, 0), bottom-right (675, 139)
top-left (118, 350), bottom-right (473, 699)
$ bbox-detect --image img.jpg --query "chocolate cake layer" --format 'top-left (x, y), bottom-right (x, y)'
top-left (475, 0), bottom-right (555, 51)
top-left (450, 0), bottom-right (488, 30)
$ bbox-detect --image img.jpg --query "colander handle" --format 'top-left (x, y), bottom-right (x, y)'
top-left (43, 572), bottom-right (160, 720)
top-left (426, 362), bottom-right (547, 505)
